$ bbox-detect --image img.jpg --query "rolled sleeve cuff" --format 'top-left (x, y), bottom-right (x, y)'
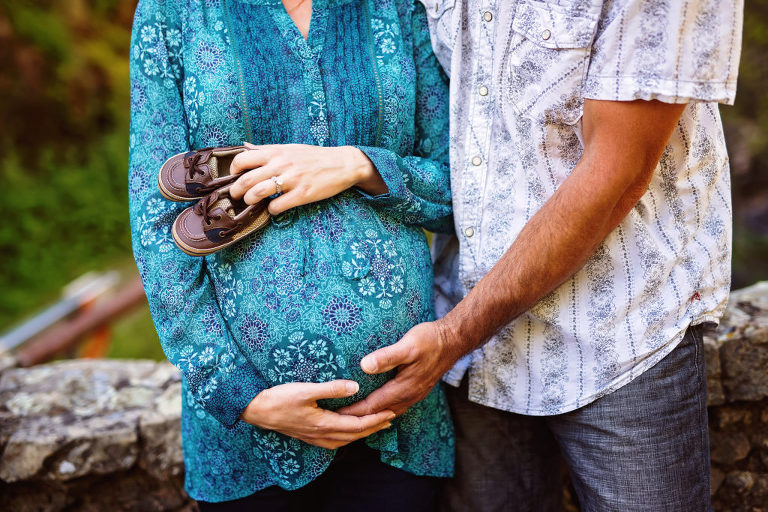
top-left (354, 145), bottom-right (407, 205)
top-left (204, 361), bottom-right (268, 428)
top-left (583, 74), bottom-right (738, 105)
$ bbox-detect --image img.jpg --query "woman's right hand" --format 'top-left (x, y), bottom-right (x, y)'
top-left (240, 380), bottom-right (396, 449)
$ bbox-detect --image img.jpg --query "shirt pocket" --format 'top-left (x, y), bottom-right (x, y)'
top-left (417, 0), bottom-right (458, 74)
top-left (501, 0), bottom-right (600, 126)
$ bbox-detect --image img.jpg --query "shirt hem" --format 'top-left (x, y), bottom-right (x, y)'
top-left (461, 306), bottom-right (725, 417)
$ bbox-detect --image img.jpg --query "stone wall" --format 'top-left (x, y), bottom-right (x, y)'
top-left (705, 282), bottom-right (768, 511)
top-left (0, 359), bottom-right (192, 511)
top-left (1, 282), bottom-right (767, 511)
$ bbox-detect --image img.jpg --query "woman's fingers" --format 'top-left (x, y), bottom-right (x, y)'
top-left (295, 379), bottom-right (360, 401)
top-left (230, 148), bottom-right (270, 175)
top-left (243, 177), bottom-right (279, 205)
top-left (312, 416), bottom-right (393, 441)
top-left (318, 409), bottom-right (396, 434)
top-left (231, 165), bottom-right (281, 202)
top-left (297, 411), bottom-right (395, 448)
top-left (302, 420), bottom-right (393, 449)
top-left (266, 188), bottom-right (306, 215)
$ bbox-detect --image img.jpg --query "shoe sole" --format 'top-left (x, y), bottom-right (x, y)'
top-left (171, 220), bottom-right (241, 256)
top-left (171, 207), bottom-right (271, 257)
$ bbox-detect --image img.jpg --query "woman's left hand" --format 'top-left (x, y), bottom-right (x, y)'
top-left (229, 142), bottom-right (388, 215)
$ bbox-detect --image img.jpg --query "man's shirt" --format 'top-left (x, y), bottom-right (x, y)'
top-left (425, 0), bottom-right (743, 415)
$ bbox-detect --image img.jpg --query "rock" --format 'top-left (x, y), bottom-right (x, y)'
top-left (711, 467), bottom-right (725, 496)
top-left (704, 335), bottom-right (725, 406)
top-left (721, 337), bottom-right (768, 401)
top-left (712, 406), bottom-right (751, 429)
top-left (711, 283), bottom-right (768, 402)
top-left (710, 432), bottom-right (752, 465)
top-left (0, 359), bottom-right (188, 511)
top-left (0, 350), bottom-right (16, 376)
top-left (725, 471), bottom-right (756, 494)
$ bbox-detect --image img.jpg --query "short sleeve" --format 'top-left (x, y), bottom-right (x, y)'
top-left (583, 0), bottom-right (743, 105)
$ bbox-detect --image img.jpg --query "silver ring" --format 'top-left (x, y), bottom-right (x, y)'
top-left (270, 176), bottom-right (283, 195)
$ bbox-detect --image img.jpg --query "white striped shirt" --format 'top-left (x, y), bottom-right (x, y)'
top-left (425, 0), bottom-right (743, 414)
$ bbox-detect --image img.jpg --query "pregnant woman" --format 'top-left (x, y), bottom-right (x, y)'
top-left (128, 0), bottom-right (453, 509)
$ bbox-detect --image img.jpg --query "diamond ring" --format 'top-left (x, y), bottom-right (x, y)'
top-left (270, 176), bottom-right (283, 195)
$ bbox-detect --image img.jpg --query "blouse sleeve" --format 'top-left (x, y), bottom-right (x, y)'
top-left (129, 0), bottom-right (267, 427)
top-left (355, 1), bottom-right (454, 234)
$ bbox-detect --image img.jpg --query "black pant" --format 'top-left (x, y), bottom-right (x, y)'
top-left (198, 441), bottom-right (441, 512)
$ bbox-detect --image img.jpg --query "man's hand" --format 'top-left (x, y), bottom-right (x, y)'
top-left (241, 380), bottom-right (395, 449)
top-left (338, 321), bottom-right (467, 416)
top-left (343, 99), bottom-right (687, 418)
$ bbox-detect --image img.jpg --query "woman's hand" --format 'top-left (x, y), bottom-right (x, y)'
top-left (229, 143), bottom-right (388, 215)
top-left (240, 380), bottom-right (396, 450)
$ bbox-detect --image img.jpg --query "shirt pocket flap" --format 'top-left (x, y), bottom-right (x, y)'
top-left (512, 0), bottom-right (599, 50)
top-left (418, 0), bottom-right (457, 19)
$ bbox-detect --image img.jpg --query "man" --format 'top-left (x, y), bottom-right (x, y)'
top-left (340, 1), bottom-right (744, 510)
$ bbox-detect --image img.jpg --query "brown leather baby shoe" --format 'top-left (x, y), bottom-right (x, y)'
top-left (171, 186), bottom-right (271, 256)
top-left (158, 146), bottom-right (246, 202)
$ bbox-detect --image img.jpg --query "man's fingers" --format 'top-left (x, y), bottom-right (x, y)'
top-left (360, 335), bottom-right (417, 374)
top-left (338, 379), bottom-right (415, 417)
top-left (295, 379), bottom-right (360, 401)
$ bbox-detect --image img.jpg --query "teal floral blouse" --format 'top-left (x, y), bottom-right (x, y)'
top-left (128, 0), bottom-right (454, 503)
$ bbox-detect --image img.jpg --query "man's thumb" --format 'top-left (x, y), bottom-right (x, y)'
top-left (360, 334), bottom-right (416, 374)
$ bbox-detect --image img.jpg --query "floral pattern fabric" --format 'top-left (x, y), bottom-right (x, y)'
top-left (129, 0), bottom-right (453, 502)
top-left (425, 0), bottom-right (742, 415)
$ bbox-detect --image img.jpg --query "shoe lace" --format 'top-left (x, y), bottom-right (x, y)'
top-left (193, 190), bottom-right (238, 238)
top-left (183, 152), bottom-right (207, 180)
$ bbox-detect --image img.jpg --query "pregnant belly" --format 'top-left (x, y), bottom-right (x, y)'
top-left (227, 220), bottom-right (435, 409)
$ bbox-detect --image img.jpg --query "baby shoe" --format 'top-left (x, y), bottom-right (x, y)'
top-left (171, 186), bottom-right (270, 256)
top-left (158, 146), bottom-right (246, 202)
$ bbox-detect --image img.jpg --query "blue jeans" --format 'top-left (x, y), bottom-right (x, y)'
top-left (198, 441), bottom-right (441, 512)
top-left (441, 324), bottom-right (712, 512)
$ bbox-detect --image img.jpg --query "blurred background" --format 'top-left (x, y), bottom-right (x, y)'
top-left (0, 0), bottom-right (766, 362)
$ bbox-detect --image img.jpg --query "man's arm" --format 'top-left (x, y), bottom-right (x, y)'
top-left (339, 99), bottom-right (687, 417)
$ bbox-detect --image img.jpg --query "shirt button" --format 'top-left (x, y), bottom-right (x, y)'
top-left (541, 29), bottom-right (552, 40)
top-left (483, 11), bottom-right (493, 22)
top-left (464, 227), bottom-right (475, 237)
top-left (478, 85), bottom-right (489, 96)
top-left (471, 156), bottom-right (482, 166)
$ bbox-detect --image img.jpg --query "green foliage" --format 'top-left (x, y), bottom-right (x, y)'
top-left (721, 0), bottom-right (768, 287)
top-left (0, 0), bottom-right (134, 329)
top-left (107, 303), bottom-right (165, 360)
top-left (0, 130), bottom-right (131, 328)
